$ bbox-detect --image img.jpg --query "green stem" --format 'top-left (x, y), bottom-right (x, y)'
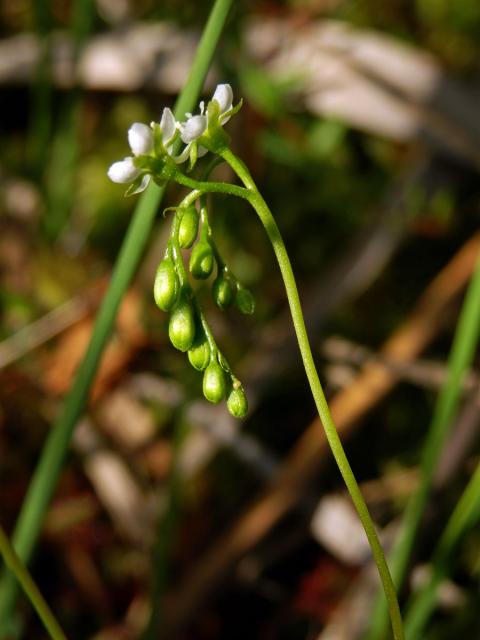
top-left (199, 196), bottom-right (229, 275)
top-left (0, 524), bottom-right (67, 640)
top-left (173, 172), bottom-right (250, 201)
top-left (367, 253), bottom-right (480, 639)
top-left (0, 0), bottom-right (234, 630)
top-left (221, 148), bottom-right (404, 640)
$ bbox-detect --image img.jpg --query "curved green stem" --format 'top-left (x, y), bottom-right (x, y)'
top-left (170, 211), bottom-right (190, 289)
top-left (220, 148), bottom-right (404, 640)
top-left (173, 172), bottom-right (250, 201)
top-left (199, 195), bottom-right (228, 275)
top-left (0, 524), bottom-right (67, 640)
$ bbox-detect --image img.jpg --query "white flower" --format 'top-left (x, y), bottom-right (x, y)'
top-left (178, 84), bottom-right (234, 147)
top-left (108, 108), bottom-right (180, 191)
top-left (107, 157), bottom-right (141, 184)
top-left (175, 104), bottom-right (207, 164)
top-left (180, 114), bottom-right (207, 144)
top-left (109, 121), bottom-right (154, 187)
top-left (176, 84), bottom-right (235, 164)
top-left (128, 123), bottom-right (153, 156)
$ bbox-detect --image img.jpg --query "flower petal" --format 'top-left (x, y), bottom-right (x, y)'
top-left (128, 123), bottom-right (154, 156)
top-left (107, 157), bottom-right (140, 183)
top-left (180, 114), bottom-right (207, 144)
top-left (160, 107), bottom-right (176, 143)
top-left (212, 83), bottom-right (233, 113)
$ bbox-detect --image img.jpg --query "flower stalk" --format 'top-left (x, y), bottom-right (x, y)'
top-left (221, 147), bottom-right (404, 640)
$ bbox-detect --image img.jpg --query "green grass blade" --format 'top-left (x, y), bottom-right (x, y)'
top-left (0, 0), bottom-right (234, 632)
top-left (366, 252), bottom-right (480, 639)
top-left (404, 461), bottom-right (480, 638)
top-left (0, 524), bottom-right (67, 640)
top-left (42, 0), bottom-right (96, 239)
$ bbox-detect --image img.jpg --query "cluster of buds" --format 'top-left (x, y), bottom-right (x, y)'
top-left (153, 202), bottom-right (253, 418)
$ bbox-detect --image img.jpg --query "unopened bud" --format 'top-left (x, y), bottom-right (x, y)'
top-left (227, 387), bottom-right (248, 418)
top-left (189, 242), bottom-right (214, 279)
top-left (212, 275), bottom-right (234, 309)
top-left (203, 362), bottom-right (226, 403)
top-left (154, 258), bottom-right (178, 312)
top-left (235, 287), bottom-right (255, 315)
top-left (178, 207), bottom-right (199, 249)
top-left (168, 295), bottom-right (196, 352)
top-left (188, 334), bottom-right (210, 371)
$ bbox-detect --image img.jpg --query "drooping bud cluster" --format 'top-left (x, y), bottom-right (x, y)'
top-left (108, 83), bottom-right (250, 417)
top-left (152, 203), bottom-right (252, 418)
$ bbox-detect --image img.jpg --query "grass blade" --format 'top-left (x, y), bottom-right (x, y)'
top-left (404, 461), bottom-right (480, 638)
top-left (367, 251), bottom-right (480, 638)
top-left (0, 0), bottom-right (234, 632)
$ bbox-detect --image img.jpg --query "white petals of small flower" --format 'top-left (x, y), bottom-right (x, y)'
top-left (107, 157), bottom-right (141, 184)
top-left (212, 84), bottom-right (233, 114)
top-left (180, 114), bottom-right (207, 144)
top-left (160, 107), bottom-right (176, 145)
top-left (128, 123), bottom-right (154, 156)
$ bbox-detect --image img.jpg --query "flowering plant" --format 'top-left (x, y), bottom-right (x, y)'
top-left (108, 82), bottom-right (404, 639)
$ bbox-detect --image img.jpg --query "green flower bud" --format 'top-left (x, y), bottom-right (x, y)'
top-left (203, 361), bottom-right (226, 403)
top-left (227, 387), bottom-right (248, 418)
top-left (188, 334), bottom-right (210, 371)
top-left (212, 275), bottom-right (234, 309)
top-left (189, 242), bottom-right (214, 280)
top-left (154, 258), bottom-right (178, 312)
top-left (168, 295), bottom-right (196, 352)
top-left (235, 287), bottom-right (255, 315)
top-left (178, 206), bottom-right (199, 249)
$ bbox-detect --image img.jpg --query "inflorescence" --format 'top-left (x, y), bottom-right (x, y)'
top-left (108, 84), bottom-right (252, 418)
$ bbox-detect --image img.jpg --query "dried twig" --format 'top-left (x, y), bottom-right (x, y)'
top-left (321, 336), bottom-right (479, 393)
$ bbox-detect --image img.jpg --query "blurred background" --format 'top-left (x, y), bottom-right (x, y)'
top-left (1, 0), bottom-right (480, 638)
